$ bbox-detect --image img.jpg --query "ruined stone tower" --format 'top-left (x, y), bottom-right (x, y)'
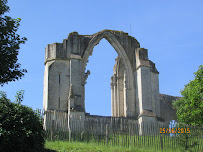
top-left (43, 30), bottom-right (164, 126)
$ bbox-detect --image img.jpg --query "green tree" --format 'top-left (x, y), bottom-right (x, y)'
top-left (0, 0), bottom-right (27, 86)
top-left (172, 65), bottom-right (203, 126)
top-left (0, 91), bottom-right (45, 152)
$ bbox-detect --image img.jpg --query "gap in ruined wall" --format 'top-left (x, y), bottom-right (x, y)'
top-left (85, 39), bottom-right (118, 116)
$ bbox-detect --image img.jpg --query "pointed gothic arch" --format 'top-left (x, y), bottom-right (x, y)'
top-left (81, 30), bottom-right (135, 117)
top-left (43, 29), bottom-right (161, 122)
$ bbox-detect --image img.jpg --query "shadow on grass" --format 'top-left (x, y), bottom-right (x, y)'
top-left (45, 148), bottom-right (57, 152)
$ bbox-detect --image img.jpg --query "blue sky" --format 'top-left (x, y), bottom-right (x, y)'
top-left (1, 0), bottom-right (202, 116)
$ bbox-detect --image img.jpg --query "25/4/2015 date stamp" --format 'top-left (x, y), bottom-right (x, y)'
top-left (159, 128), bottom-right (190, 134)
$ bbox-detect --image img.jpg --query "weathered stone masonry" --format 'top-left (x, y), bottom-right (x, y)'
top-left (43, 30), bottom-right (179, 129)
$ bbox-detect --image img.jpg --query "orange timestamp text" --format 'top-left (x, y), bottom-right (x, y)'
top-left (159, 128), bottom-right (190, 134)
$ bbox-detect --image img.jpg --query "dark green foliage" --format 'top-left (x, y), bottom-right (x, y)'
top-left (173, 65), bottom-right (203, 126)
top-left (175, 123), bottom-right (202, 152)
top-left (0, 0), bottom-right (27, 86)
top-left (0, 91), bottom-right (45, 152)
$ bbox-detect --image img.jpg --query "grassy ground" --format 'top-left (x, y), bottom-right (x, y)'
top-left (45, 140), bottom-right (186, 152)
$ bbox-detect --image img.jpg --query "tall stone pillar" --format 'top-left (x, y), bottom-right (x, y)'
top-left (151, 68), bottom-right (160, 117)
top-left (123, 70), bottom-right (127, 117)
top-left (69, 54), bottom-right (84, 111)
top-left (112, 57), bottom-right (127, 117)
top-left (118, 70), bottom-right (124, 117)
top-left (43, 43), bottom-right (70, 112)
top-left (137, 66), bottom-right (153, 112)
top-left (111, 77), bottom-right (115, 116)
top-left (136, 48), bottom-right (159, 124)
top-left (68, 54), bottom-right (85, 133)
top-left (116, 74), bottom-right (120, 117)
top-left (114, 75), bottom-right (118, 116)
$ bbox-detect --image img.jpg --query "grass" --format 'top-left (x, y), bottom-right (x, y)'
top-left (45, 132), bottom-right (202, 152)
top-left (45, 140), bottom-right (187, 152)
top-left (45, 130), bottom-right (202, 152)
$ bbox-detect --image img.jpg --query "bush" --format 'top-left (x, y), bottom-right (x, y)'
top-left (174, 123), bottom-right (202, 152)
top-left (0, 91), bottom-right (45, 152)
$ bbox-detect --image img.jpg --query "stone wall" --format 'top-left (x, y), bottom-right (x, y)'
top-left (159, 94), bottom-right (180, 123)
top-left (44, 110), bottom-right (170, 136)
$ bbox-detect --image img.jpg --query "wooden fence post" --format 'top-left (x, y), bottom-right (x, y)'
top-left (129, 124), bottom-right (131, 148)
top-left (51, 120), bottom-right (55, 141)
top-left (106, 124), bottom-right (108, 145)
top-left (160, 134), bottom-right (163, 150)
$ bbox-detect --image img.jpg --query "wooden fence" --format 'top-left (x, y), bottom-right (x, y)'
top-left (38, 110), bottom-right (203, 151)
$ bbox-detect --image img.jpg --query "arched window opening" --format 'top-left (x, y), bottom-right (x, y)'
top-left (85, 39), bottom-right (118, 116)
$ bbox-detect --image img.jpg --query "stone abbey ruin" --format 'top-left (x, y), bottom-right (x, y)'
top-left (43, 30), bottom-right (178, 132)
